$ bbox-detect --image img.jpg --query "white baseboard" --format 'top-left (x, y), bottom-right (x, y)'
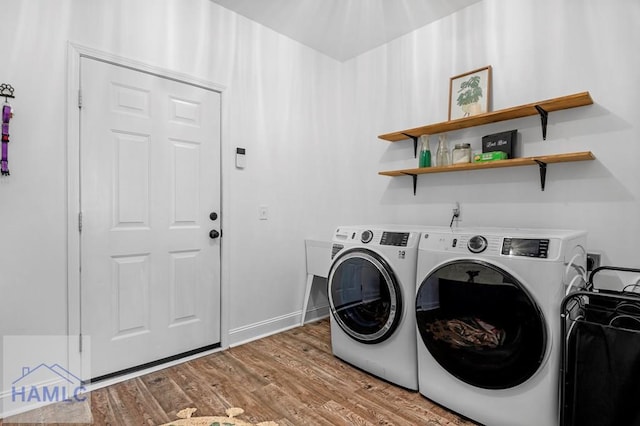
top-left (228, 311), bottom-right (300, 347)
top-left (302, 305), bottom-right (330, 324)
top-left (228, 305), bottom-right (330, 348)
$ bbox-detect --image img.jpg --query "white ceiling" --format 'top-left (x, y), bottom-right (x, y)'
top-left (210, 0), bottom-right (482, 61)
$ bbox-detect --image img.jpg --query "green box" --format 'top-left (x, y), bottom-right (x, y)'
top-left (473, 151), bottom-right (508, 162)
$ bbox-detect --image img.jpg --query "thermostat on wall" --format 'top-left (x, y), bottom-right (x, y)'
top-left (236, 147), bottom-right (246, 168)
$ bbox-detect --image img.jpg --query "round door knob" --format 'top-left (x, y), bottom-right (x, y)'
top-left (209, 230), bottom-right (220, 239)
top-left (209, 212), bottom-right (218, 221)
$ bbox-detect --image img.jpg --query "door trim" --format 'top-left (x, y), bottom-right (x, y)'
top-left (66, 43), bottom-right (229, 378)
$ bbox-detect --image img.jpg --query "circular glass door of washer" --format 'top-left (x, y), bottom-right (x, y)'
top-left (329, 249), bottom-right (402, 344)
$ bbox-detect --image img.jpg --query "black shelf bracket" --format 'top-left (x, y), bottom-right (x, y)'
top-left (535, 105), bottom-right (549, 140)
top-left (401, 172), bottom-right (418, 195)
top-left (534, 159), bottom-right (547, 191)
top-left (401, 133), bottom-right (419, 158)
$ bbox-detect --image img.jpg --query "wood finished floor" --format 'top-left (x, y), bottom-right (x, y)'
top-left (1, 319), bottom-right (478, 425)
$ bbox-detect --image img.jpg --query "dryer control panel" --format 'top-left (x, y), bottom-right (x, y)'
top-left (421, 231), bottom-right (561, 260)
top-left (502, 238), bottom-right (550, 258)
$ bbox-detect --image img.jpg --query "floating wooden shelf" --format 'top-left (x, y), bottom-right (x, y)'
top-left (377, 91), bottom-right (595, 194)
top-left (379, 152), bottom-right (595, 176)
top-left (378, 92), bottom-right (593, 142)
top-left (379, 151), bottom-right (596, 193)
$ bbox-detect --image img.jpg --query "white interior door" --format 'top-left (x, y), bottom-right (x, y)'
top-left (79, 57), bottom-right (221, 380)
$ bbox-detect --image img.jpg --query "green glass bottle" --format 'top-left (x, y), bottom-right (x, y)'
top-left (419, 135), bottom-right (431, 168)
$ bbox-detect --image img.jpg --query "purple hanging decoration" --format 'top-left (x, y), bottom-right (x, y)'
top-left (1, 83), bottom-right (15, 176)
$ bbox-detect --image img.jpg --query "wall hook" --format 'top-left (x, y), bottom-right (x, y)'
top-left (450, 202), bottom-right (461, 227)
top-left (0, 83), bottom-right (15, 102)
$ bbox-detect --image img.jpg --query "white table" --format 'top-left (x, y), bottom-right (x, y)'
top-left (301, 239), bottom-right (331, 326)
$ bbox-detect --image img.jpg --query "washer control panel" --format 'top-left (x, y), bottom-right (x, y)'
top-left (380, 232), bottom-right (410, 247)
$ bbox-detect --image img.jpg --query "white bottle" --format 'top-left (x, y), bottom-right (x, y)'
top-left (436, 134), bottom-right (450, 166)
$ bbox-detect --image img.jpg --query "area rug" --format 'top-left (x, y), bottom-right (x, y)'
top-left (161, 407), bottom-right (278, 426)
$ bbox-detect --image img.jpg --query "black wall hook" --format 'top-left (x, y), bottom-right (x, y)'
top-left (1, 83), bottom-right (15, 101)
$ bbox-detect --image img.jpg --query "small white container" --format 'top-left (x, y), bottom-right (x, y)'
top-left (452, 143), bottom-right (472, 164)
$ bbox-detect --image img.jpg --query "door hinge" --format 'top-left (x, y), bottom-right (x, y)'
top-left (78, 212), bottom-right (83, 232)
top-left (79, 334), bottom-right (83, 353)
top-left (78, 89), bottom-right (83, 109)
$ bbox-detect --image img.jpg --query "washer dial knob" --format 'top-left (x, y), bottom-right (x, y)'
top-left (361, 230), bottom-right (374, 243)
top-left (468, 235), bottom-right (488, 253)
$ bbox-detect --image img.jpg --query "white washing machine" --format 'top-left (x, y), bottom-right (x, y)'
top-left (328, 225), bottom-right (444, 390)
top-left (415, 227), bottom-right (587, 426)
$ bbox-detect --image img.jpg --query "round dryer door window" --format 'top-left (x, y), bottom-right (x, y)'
top-left (415, 260), bottom-right (546, 389)
top-left (328, 249), bottom-right (402, 344)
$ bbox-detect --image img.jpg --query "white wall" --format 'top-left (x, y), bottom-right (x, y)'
top-left (1, 0), bottom-right (639, 393)
top-left (343, 0), bottom-right (640, 273)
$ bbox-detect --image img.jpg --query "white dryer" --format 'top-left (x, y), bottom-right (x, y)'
top-left (415, 227), bottom-right (587, 426)
top-left (328, 225), bottom-right (443, 390)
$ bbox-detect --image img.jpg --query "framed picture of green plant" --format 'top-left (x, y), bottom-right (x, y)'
top-left (448, 65), bottom-right (492, 120)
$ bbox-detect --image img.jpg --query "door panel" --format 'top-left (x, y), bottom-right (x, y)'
top-left (113, 254), bottom-right (150, 337)
top-left (114, 133), bottom-right (150, 226)
top-left (172, 141), bottom-right (200, 223)
top-left (80, 57), bottom-right (221, 379)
